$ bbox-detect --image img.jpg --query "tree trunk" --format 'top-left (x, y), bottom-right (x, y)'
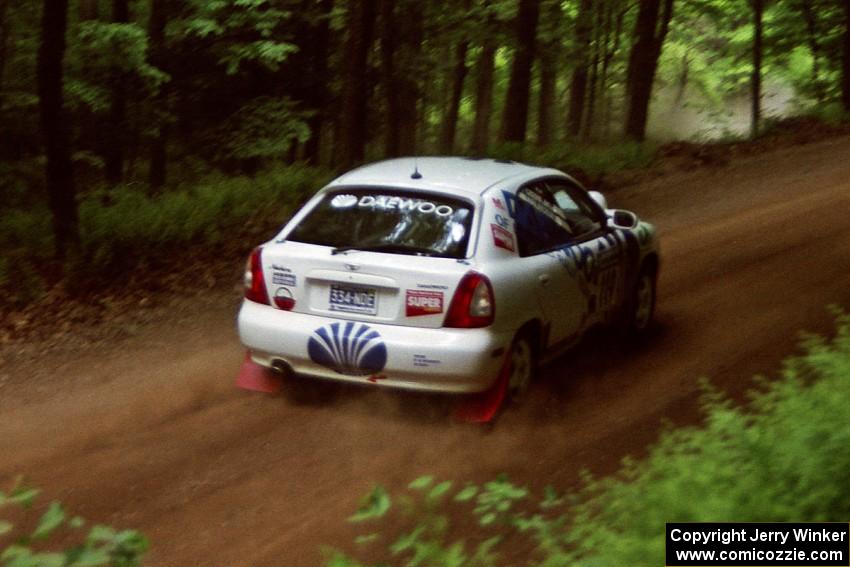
top-left (303, 0), bottom-right (333, 165)
top-left (582, 0), bottom-right (604, 140)
top-left (841, 0), bottom-right (850, 112)
top-left (500, 0), bottom-right (540, 143)
top-left (380, 0), bottom-right (401, 156)
top-left (567, 0), bottom-right (592, 137)
top-left (799, 0), bottom-right (824, 103)
top-left (471, 41), bottom-right (496, 154)
top-left (624, 0), bottom-right (674, 141)
top-left (104, 0), bottom-right (130, 186)
top-left (537, 49), bottom-right (555, 146)
top-left (381, 0), bottom-right (420, 156)
top-left (78, 0), bottom-right (99, 20)
top-left (38, 0), bottom-right (79, 261)
top-left (751, 0), bottom-right (763, 138)
top-left (0, 0), bottom-right (9, 100)
top-left (536, 0), bottom-right (561, 146)
top-left (148, 0), bottom-right (168, 192)
top-left (339, 0), bottom-right (377, 169)
top-left (396, 0), bottom-right (421, 155)
top-left (602, 3), bottom-right (626, 138)
top-left (439, 40), bottom-right (469, 154)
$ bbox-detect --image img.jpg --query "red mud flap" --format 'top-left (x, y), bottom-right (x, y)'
top-left (453, 353), bottom-right (510, 424)
top-left (235, 352), bottom-right (283, 394)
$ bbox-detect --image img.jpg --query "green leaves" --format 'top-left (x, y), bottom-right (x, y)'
top-left (329, 315), bottom-right (850, 567)
top-left (32, 502), bottom-right (65, 540)
top-left (181, 0), bottom-right (295, 74)
top-left (218, 97), bottom-right (311, 160)
top-left (1, 482), bottom-right (149, 567)
top-left (73, 22), bottom-right (169, 94)
top-left (407, 476), bottom-right (434, 490)
top-left (348, 486), bottom-right (392, 523)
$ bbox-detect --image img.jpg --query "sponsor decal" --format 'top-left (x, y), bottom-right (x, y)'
top-left (331, 194), bottom-right (358, 208)
top-left (406, 290), bottom-right (444, 317)
top-left (494, 213), bottom-right (510, 229)
top-left (307, 322), bottom-right (388, 376)
top-left (500, 190), bottom-right (518, 218)
top-left (271, 264), bottom-right (296, 287)
top-left (492, 197), bottom-right (506, 211)
top-left (272, 272), bottom-right (296, 286)
top-left (413, 354), bottom-right (441, 368)
top-left (491, 224), bottom-right (515, 252)
top-left (355, 195), bottom-right (454, 217)
top-left (416, 283), bottom-right (449, 290)
top-left (273, 287), bottom-right (294, 304)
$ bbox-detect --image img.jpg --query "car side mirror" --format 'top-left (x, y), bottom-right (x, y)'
top-left (588, 190), bottom-right (608, 210)
top-left (607, 209), bottom-right (639, 230)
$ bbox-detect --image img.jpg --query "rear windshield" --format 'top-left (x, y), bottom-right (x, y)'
top-left (286, 188), bottom-right (474, 259)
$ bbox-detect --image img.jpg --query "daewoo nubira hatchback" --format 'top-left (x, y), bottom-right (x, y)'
top-left (238, 157), bottom-right (660, 400)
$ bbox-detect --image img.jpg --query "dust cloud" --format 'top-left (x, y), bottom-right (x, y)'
top-left (647, 81), bottom-right (797, 141)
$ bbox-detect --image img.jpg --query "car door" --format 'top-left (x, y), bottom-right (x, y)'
top-left (513, 181), bottom-right (589, 349)
top-left (543, 178), bottom-right (626, 327)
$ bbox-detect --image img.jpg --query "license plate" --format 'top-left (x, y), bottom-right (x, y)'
top-left (329, 284), bottom-right (378, 315)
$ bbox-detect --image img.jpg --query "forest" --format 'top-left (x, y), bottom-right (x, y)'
top-left (1, 0), bottom-right (850, 302)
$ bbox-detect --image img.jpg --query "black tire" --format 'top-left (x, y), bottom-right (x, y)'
top-left (506, 332), bottom-right (537, 403)
top-left (624, 264), bottom-right (657, 336)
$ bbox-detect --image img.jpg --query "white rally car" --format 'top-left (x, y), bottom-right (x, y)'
top-left (238, 157), bottom-right (659, 400)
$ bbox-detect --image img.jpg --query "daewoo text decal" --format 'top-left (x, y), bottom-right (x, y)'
top-left (331, 194), bottom-right (454, 217)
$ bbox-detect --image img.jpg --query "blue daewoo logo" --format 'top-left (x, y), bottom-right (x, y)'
top-left (307, 322), bottom-right (387, 376)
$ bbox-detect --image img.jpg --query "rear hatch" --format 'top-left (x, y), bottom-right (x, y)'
top-left (261, 242), bottom-right (473, 328)
top-left (260, 186), bottom-right (479, 329)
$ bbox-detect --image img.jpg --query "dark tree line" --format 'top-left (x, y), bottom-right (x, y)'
top-left (3, 0), bottom-right (850, 260)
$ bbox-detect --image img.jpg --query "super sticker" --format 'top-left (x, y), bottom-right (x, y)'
top-left (406, 290), bottom-right (444, 317)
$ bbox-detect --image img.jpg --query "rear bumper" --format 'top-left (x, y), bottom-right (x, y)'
top-left (237, 300), bottom-right (511, 393)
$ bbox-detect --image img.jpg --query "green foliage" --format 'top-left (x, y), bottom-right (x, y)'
top-left (0, 164), bottom-right (332, 304)
top-left (488, 141), bottom-right (657, 177)
top-left (349, 487), bottom-right (392, 524)
top-left (180, 0), bottom-right (296, 74)
top-left (329, 311), bottom-right (850, 566)
top-left (0, 480), bottom-right (148, 566)
top-left (219, 97), bottom-right (311, 161)
top-left (67, 22), bottom-right (169, 114)
top-left (73, 164), bottom-right (330, 275)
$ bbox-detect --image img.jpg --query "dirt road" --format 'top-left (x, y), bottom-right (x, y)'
top-left (2, 136), bottom-right (849, 566)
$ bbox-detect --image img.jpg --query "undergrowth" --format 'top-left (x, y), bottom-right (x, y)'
top-left (0, 163), bottom-right (332, 306)
top-left (0, 480), bottom-right (148, 566)
top-left (326, 309), bottom-right (850, 566)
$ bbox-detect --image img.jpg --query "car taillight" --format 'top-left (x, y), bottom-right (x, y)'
top-left (444, 272), bottom-right (495, 328)
top-left (244, 247), bottom-right (270, 305)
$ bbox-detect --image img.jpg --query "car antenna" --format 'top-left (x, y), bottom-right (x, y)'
top-left (411, 157), bottom-right (422, 179)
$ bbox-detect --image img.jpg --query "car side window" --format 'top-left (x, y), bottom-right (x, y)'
top-left (514, 182), bottom-right (575, 256)
top-left (544, 180), bottom-right (604, 239)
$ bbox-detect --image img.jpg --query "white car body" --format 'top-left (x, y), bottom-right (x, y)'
top-left (237, 157), bottom-right (659, 393)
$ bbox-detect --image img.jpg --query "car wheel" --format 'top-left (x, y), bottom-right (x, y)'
top-left (507, 333), bottom-right (536, 402)
top-left (626, 265), bottom-right (657, 335)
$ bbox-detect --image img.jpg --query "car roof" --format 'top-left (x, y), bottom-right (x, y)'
top-left (326, 157), bottom-right (561, 197)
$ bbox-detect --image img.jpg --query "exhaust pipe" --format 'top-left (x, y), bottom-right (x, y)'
top-left (271, 359), bottom-right (294, 380)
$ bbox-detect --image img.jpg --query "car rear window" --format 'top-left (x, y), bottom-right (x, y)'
top-left (286, 188), bottom-right (474, 258)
